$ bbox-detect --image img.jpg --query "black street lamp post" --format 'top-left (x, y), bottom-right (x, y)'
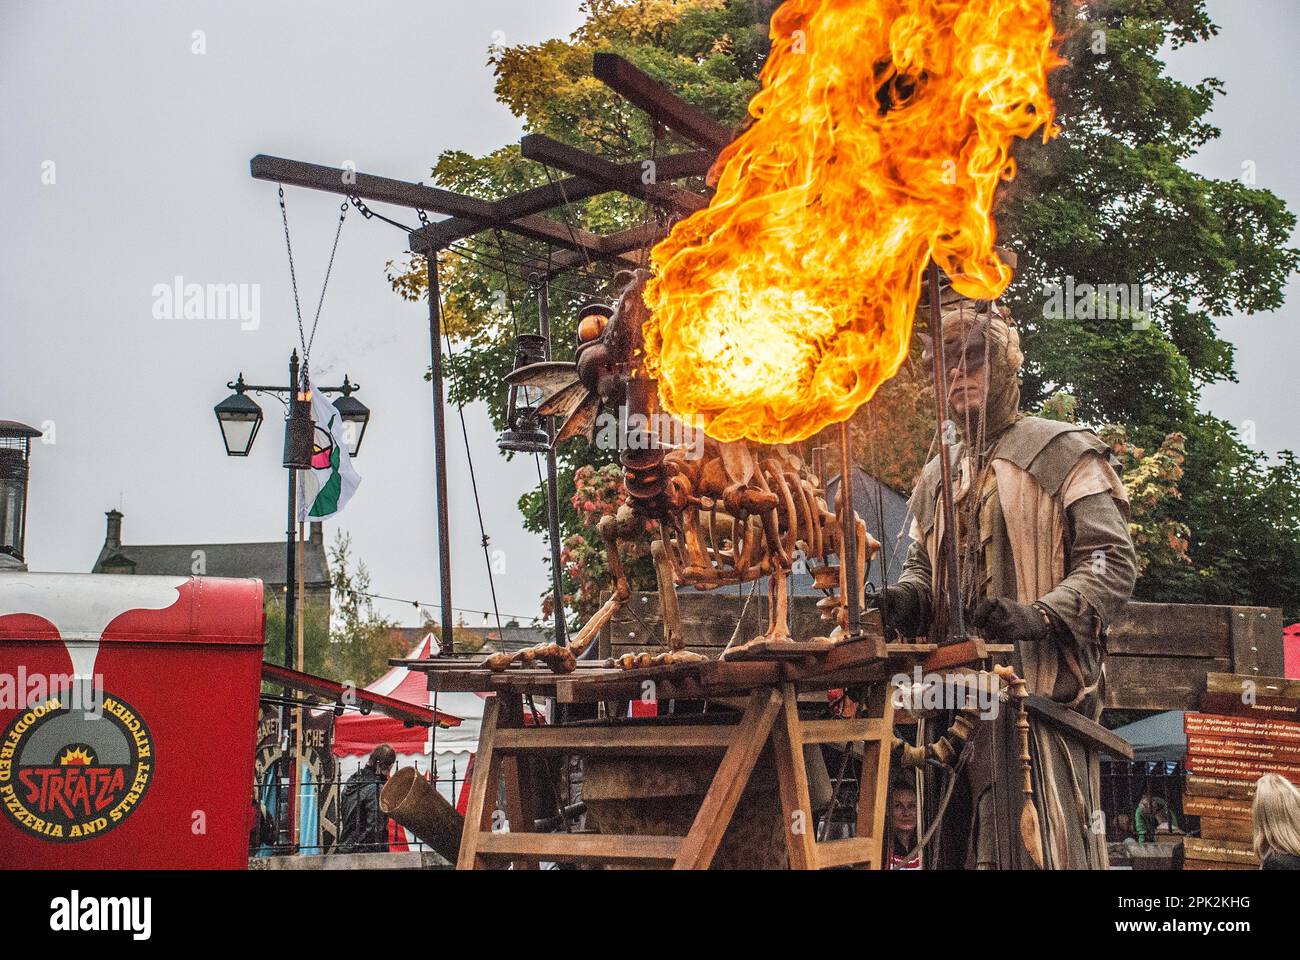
top-left (213, 348), bottom-right (369, 669)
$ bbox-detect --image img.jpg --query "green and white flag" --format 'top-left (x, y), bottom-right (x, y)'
top-left (298, 382), bottom-right (361, 522)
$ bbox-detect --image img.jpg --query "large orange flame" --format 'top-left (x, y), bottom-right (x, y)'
top-left (644, 0), bottom-right (1060, 443)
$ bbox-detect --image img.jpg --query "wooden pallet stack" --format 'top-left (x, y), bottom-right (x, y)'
top-left (1182, 672), bottom-right (1300, 870)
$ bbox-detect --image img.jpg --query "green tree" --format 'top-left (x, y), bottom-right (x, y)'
top-left (995, 0), bottom-right (1300, 615)
top-left (387, 0), bottom-right (1300, 622)
top-left (324, 532), bottom-right (405, 686)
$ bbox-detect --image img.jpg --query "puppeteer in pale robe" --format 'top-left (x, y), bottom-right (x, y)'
top-left (887, 300), bottom-right (1138, 870)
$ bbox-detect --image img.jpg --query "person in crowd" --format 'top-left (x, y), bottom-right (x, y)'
top-left (1252, 773), bottom-right (1300, 870)
top-left (887, 776), bottom-right (922, 870)
top-left (337, 743), bottom-right (396, 853)
top-left (1135, 794), bottom-right (1180, 841)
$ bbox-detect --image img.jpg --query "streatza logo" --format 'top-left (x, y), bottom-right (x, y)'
top-left (0, 690), bottom-right (153, 841)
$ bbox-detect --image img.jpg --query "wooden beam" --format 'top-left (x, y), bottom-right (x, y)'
top-left (408, 150), bottom-right (714, 253)
top-left (798, 718), bottom-right (884, 745)
top-left (456, 695), bottom-right (502, 869)
top-left (854, 682), bottom-right (893, 867)
top-left (521, 134), bottom-right (707, 215)
top-left (1024, 694), bottom-right (1135, 759)
top-left (493, 724), bottom-right (734, 755)
top-left (815, 836), bottom-right (879, 870)
top-left (520, 222), bottom-right (670, 281)
top-left (1230, 607), bottom-right (1284, 677)
top-left (1105, 656), bottom-right (1231, 711)
top-left (593, 53), bottom-right (732, 153)
top-left (251, 154), bottom-right (494, 220)
top-left (410, 211), bottom-right (608, 258)
top-left (772, 684), bottom-right (817, 869)
top-left (673, 688), bottom-right (782, 869)
top-left (475, 831), bottom-right (682, 866)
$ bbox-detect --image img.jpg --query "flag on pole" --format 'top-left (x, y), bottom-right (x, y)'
top-left (298, 382), bottom-right (361, 521)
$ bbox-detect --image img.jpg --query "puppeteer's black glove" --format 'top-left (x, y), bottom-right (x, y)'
top-left (867, 584), bottom-right (929, 638)
top-left (969, 597), bottom-right (1060, 644)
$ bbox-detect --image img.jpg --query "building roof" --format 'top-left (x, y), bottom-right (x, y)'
top-left (94, 540), bottom-right (329, 585)
top-left (391, 622), bottom-right (547, 655)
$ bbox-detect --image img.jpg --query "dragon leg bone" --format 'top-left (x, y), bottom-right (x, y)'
top-left (650, 538), bottom-right (683, 651)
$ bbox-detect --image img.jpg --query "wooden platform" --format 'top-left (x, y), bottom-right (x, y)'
top-left (402, 626), bottom-right (973, 870)
top-left (592, 593), bottom-right (1285, 711)
top-left (402, 633), bottom-right (941, 701)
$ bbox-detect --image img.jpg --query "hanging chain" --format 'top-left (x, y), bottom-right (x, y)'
top-left (278, 186), bottom-right (348, 381)
top-left (348, 193), bottom-right (420, 234)
top-left (278, 186), bottom-right (308, 375)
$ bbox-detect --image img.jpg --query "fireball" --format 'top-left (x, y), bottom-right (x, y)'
top-left (644, 0), bottom-right (1061, 443)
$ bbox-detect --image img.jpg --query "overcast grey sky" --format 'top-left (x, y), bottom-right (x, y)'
top-left (2, 1), bottom-right (1296, 630)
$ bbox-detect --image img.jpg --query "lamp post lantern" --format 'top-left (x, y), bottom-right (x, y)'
top-left (0, 420), bottom-right (43, 567)
top-left (213, 375), bottom-right (264, 457)
top-left (331, 376), bottom-right (370, 457)
top-left (498, 334), bottom-right (551, 454)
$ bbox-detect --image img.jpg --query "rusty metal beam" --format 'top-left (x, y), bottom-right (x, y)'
top-left (592, 52), bottom-right (732, 153)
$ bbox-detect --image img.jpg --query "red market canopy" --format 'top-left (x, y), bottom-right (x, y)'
top-left (331, 633), bottom-right (465, 757)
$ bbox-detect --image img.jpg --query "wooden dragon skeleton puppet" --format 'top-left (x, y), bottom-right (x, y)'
top-left (484, 269), bottom-right (879, 674)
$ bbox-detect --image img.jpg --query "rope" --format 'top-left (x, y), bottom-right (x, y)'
top-left (346, 588), bottom-right (539, 625)
top-left (434, 277), bottom-right (506, 640)
top-left (541, 165), bottom-right (594, 276)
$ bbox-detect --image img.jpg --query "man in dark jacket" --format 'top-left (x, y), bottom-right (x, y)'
top-left (337, 744), bottom-right (396, 853)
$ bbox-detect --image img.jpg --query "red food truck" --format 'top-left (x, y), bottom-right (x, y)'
top-left (0, 573), bottom-right (265, 868)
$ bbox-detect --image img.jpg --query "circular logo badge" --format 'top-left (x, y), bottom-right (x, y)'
top-left (0, 689), bottom-right (153, 842)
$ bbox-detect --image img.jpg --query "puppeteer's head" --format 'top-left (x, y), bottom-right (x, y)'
top-left (923, 298), bottom-right (1024, 435)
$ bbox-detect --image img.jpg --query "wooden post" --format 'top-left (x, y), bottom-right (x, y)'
top-left (499, 694), bottom-right (537, 870)
top-left (773, 683), bottom-right (816, 869)
top-left (855, 682), bottom-right (893, 867)
top-left (457, 696), bottom-right (502, 869)
top-left (673, 688), bottom-right (781, 869)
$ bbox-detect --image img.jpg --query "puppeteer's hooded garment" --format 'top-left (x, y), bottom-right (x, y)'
top-left (897, 307), bottom-right (1138, 869)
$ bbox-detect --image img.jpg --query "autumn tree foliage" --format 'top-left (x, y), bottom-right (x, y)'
top-left (386, 0), bottom-right (1299, 625)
